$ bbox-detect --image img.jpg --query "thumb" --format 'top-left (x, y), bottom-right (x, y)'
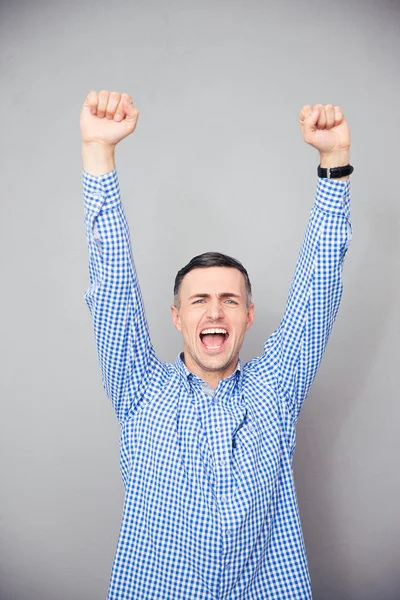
top-left (113, 96), bottom-right (139, 123)
top-left (124, 97), bottom-right (138, 122)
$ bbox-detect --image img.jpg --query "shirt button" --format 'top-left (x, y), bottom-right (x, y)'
top-left (220, 495), bottom-right (226, 502)
top-left (215, 426), bottom-right (221, 432)
top-left (219, 459), bottom-right (226, 466)
top-left (226, 529), bottom-right (231, 535)
top-left (224, 562), bottom-right (230, 570)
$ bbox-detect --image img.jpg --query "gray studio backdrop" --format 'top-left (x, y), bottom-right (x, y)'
top-left (1, 0), bottom-right (399, 599)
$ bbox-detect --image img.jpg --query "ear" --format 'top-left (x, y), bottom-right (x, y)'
top-left (170, 305), bottom-right (182, 332)
top-left (246, 302), bottom-right (255, 331)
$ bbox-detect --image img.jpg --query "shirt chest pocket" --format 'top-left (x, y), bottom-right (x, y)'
top-left (231, 414), bottom-right (281, 491)
top-left (230, 417), bottom-right (259, 482)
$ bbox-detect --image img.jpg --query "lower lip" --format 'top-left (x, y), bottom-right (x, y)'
top-left (200, 336), bottom-right (229, 353)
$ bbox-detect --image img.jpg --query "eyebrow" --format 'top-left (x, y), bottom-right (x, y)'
top-left (188, 293), bottom-right (242, 300)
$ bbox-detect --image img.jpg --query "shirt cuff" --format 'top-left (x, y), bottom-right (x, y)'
top-left (82, 168), bottom-right (121, 215)
top-left (315, 176), bottom-right (351, 217)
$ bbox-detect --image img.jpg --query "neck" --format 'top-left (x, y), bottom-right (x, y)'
top-left (182, 353), bottom-right (239, 390)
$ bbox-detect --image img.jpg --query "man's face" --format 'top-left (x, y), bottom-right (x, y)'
top-left (171, 267), bottom-right (254, 381)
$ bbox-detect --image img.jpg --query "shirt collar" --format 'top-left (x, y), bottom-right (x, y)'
top-left (174, 352), bottom-right (243, 391)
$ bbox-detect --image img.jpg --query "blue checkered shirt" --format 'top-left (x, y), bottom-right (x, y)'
top-left (83, 168), bottom-right (351, 600)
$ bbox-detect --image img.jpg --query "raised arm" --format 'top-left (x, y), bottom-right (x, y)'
top-left (81, 90), bottom-right (165, 422)
top-left (255, 104), bottom-right (352, 423)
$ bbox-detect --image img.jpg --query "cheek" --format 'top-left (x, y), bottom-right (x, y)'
top-left (233, 316), bottom-right (250, 335)
top-left (181, 315), bottom-right (198, 338)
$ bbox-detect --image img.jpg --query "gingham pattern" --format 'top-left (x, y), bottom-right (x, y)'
top-left (83, 168), bottom-right (351, 600)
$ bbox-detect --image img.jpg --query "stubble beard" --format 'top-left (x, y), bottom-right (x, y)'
top-left (188, 341), bottom-right (242, 374)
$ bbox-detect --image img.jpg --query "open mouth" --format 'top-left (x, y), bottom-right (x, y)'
top-left (199, 328), bottom-right (229, 351)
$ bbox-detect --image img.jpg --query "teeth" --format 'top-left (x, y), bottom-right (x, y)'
top-left (201, 328), bottom-right (227, 335)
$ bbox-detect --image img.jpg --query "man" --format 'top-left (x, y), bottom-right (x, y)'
top-left (80, 90), bottom-right (353, 600)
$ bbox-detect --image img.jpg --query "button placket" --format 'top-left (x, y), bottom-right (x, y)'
top-left (208, 389), bottom-right (239, 502)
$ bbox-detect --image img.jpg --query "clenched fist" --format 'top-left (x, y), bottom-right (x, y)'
top-left (80, 90), bottom-right (139, 147)
top-left (299, 104), bottom-right (350, 156)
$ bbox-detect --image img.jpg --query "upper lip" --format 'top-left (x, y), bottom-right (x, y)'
top-left (199, 327), bottom-right (229, 339)
top-left (199, 327), bottom-right (228, 336)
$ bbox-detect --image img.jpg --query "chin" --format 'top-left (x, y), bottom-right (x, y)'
top-left (198, 355), bottom-right (235, 373)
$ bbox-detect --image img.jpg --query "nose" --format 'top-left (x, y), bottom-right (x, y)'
top-left (206, 298), bottom-right (224, 321)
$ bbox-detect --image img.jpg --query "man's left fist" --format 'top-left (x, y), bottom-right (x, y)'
top-left (299, 104), bottom-right (350, 156)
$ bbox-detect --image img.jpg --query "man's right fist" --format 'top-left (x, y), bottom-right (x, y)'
top-left (80, 90), bottom-right (139, 147)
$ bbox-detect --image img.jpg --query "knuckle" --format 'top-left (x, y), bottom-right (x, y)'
top-left (98, 90), bottom-right (109, 104)
top-left (86, 91), bottom-right (97, 107)
top-left (123, 93), bottom-right (134, 104)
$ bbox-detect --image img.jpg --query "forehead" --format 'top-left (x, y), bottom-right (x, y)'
top-left (180, 266), bottom-right (247, 296)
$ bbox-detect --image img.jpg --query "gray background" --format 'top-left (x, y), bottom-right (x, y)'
top-left (1, 0), bottom-right (399, 598)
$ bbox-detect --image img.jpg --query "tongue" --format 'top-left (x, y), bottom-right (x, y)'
top-left (202, 334), bottom-right (225, 347)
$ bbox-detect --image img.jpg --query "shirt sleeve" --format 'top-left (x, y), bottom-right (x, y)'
top-left (83, 168), bottom-right (166, 422)
top-left (254, 177), bottom-right (352, 423)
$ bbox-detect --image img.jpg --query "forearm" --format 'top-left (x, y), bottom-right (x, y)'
top-left (82, 141), bottom-right (115, 176)
top-left (288, 196), bottom-right (349, 400)
top-left (261, 177), bottom-right (351, 418)
top-left (83, 169), bottom-right (154, 419)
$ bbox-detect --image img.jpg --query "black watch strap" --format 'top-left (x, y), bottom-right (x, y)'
top-left (317, 164), bottom-right (354, 179)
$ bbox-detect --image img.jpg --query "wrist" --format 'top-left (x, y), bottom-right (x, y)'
top-left (319, 148), bottom-right (351, 181)
top-left (319, 148), bottom-right (350, 168)
top-left (82, 142), bottom-right (116, 176)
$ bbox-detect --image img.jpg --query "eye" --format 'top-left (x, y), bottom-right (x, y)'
top-left (193, 298), bottom-right (205, 304)
top-left (225, 299), bottom-right (238, 305)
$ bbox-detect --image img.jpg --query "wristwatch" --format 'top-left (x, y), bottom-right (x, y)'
top-left (317, 164), bottom-right (354, 179)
